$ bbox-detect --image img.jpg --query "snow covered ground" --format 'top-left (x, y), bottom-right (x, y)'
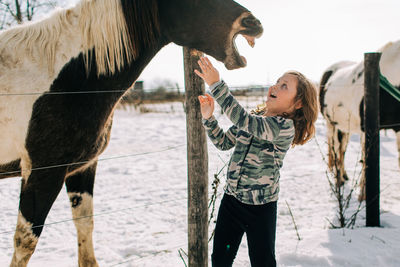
top-left (0, 99), bottom-right (399, 267)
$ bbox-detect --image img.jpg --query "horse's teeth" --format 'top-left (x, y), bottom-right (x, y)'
top-left (243, 35), bottom-right (255, 48)
top-left (248, 39), bottom-right (255, 48)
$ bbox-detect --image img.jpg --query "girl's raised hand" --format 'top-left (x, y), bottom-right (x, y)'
top-left (194, 57), bottom-right (220, 86)
top-left (198, 93), bottom-right (214, 120)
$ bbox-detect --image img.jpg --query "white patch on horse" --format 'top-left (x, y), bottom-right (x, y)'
top-left (65, 158), bottom-right (98, 179)
top-left (0, 0), bottom-right (131, 166)
top-left (10, 212), bottom-right (38, 267)
top-left (19, 149), bottom-right (32, 181)
top-left (324, 61), bottom-right (363, 133)
top-left (68, 192), bottom-right (98, 267)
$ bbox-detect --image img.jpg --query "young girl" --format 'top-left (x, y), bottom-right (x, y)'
top-left (195, 57), bottom-right (318, 267)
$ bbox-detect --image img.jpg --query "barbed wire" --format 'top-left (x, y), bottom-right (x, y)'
top-left (0, 83), bottom-right (380, 97)
top-left (0, 182), bottom-right (226, 237)
top-left (0, 90), bottom-right (128, 96)
top-left (381, 123), bottom-right (400, 128)
top-left (0, 196), bottom-right (188, 236)
top-left (0, 148), bottom-right (228, 236)
top-left (0, 85), bottom-right (269, 97)
top-left (0, 144), bottom-right (186, 177)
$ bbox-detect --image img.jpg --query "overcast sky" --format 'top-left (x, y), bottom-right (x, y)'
top-left (138, 0), bottom-right (400, 89)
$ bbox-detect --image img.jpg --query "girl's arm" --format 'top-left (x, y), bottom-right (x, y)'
top-left (210, 81), bottom-right (293, 142)
top-left (202, 115), bottom-right (237, 151)
top-left (198, 93), bottom-right (237, 150)
top-left (195, 56), bottom-right (293, 142)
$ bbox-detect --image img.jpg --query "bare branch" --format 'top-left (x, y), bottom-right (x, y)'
top-left (0, 0), bottom-right (59, 29)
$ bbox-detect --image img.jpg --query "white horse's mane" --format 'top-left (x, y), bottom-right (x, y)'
top-left (0, 0), bottom-right (133, 76)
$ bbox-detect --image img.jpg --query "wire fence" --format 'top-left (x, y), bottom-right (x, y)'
top-left (1, 134), bottom-right (397, 236)
top-left (0, 128), bottom-right (227, 265)
top-left (0, 86), bottom-right (399, 265)
top-left (0, 85), bottom-right (270, 97)
top-left (0, 82), bottom-right (373, 97)
top-left (0, 144), bottom-right (186, 177)
top-left (0, 194), bottom-right (189, 265)
top-left (0, 185), bottom-right (225, 237)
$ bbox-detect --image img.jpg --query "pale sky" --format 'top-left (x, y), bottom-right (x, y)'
top-left (138, 0), bottom-right (400, 89)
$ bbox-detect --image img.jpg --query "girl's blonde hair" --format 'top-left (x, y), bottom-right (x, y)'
top-left (283, 71), bottom-right (318, 146)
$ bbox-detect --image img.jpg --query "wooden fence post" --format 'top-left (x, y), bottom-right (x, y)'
top-left (183, 47), bottom-right (209, 266)
top-left (364, 52), bottom-right (381, 227)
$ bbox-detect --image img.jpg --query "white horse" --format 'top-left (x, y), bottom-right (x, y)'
top-left (319, 40), bottom-right (400, 198)
top-left (0, 0), bottom-right (263, 266)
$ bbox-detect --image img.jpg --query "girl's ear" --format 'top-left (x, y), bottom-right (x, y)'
top-left (294, 100), bottom-right (302, 110)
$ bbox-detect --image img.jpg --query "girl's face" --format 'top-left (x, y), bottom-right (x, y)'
top-left (265, 73), bottom-right (301, 116)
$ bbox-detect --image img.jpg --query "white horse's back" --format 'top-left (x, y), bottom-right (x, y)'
top-left (322, 40), bottom-right (400, 134)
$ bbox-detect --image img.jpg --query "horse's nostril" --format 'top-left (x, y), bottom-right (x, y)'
top-left (253, 19), bottom-right (262, 27)
top-left (242, 17), bottom-right (261, 28)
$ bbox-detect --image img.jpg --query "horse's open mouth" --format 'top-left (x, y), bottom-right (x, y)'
top-left (225, 15), bottom-right (263, 70)
top-left (234, 33), bottom-right (258, 66)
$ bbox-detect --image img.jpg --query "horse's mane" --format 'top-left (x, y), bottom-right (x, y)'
top-left (0, 0), bottom-right (160, 76)
top-left (80, 0), bottom-right (160, 75)
top-left (120, 0), bottom-right (160, 59)
top-left (0, 9), bottom-right (71, 75)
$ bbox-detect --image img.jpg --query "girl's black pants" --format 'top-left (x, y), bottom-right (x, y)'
top-left (211, 193), bottom-right (277, 267)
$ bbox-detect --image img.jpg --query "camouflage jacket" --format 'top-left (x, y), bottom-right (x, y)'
top-left (203, 80), bottom-right (295, 205)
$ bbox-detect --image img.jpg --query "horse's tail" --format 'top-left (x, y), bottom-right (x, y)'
top-left (319, 70), bottom-right (333, 115)
top-left (319, 61), bottom-right (355, 115)
top-left (0, 159), bottom-right (21, 179)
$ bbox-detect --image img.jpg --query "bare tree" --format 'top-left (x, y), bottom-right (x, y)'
top-left (0, 0), bottom-right (59, 29)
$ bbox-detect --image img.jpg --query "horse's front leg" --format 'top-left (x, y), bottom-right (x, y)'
top-left (337, 129), bottom-right (350, 181)
top-left (327, 124), bottom-right (349, 186)
top-left (65, 162), bottom-right (99, 267)
top-left (11, 167), bottom-right (66, 267)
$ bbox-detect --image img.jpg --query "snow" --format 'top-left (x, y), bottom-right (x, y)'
top-left (0, 99), bottom-right (399, 267)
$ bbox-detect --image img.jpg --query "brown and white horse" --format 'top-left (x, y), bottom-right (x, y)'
top-left (0, 0), bottom-right (263, 266)
top-left (319, 40), bottom-right (400, 198)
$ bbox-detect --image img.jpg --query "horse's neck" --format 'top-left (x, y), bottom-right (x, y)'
top-left (1, 0), bottom-right (168, 93)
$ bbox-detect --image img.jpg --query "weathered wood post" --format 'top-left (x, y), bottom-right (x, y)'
top-left (364, 52), bottom-right (381, 227)
top-left (183, 47), bottom-right (208, 266)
